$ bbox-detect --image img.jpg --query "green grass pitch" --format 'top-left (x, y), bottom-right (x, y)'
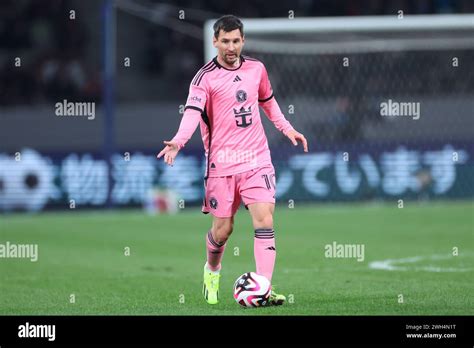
top-left (0, 201), bottom-right (472, 315)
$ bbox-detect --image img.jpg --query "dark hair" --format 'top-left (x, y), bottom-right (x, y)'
top-left (213, 15), bottom-right (244, 39)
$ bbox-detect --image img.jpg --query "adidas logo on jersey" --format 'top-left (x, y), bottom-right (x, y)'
top-left (233, 75), bottom-right (242, 82)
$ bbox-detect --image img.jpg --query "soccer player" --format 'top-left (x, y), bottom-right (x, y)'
top-left (157, 15), bottom-right (308, 306)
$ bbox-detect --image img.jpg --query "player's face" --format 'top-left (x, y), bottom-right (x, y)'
top-left (213, 29), bottom-right (245, 66)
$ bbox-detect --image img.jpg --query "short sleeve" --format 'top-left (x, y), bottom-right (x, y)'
top-left (258, 63), bottom-right (274, 103)
top-left (185, 80), bottom-right (208, 113)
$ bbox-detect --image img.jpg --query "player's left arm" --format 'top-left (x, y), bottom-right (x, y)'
top-left (258, 64), bottom-right (308, 152)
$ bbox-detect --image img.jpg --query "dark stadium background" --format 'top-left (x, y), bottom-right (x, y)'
top-left (0, 0), bottom-right (473, 321)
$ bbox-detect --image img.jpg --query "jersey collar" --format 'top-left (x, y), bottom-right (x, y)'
top-left (213, 55), bottom-right (245, 71)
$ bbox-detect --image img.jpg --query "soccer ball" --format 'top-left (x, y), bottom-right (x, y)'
top-left (233, 272), bottom-right (271, 308)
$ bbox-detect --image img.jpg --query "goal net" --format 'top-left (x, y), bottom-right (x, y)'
top-left (204, 15), bottom-right (474, 201)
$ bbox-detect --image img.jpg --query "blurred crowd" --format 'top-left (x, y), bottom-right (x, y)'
top-left (151, 0), bottom-right (472, 17)
top-left (139, 0), bottom-right (474, 99)
top-left (0, 0), bottom-right (101, 105)
top-left (0, 0), bottom-right (472, 106)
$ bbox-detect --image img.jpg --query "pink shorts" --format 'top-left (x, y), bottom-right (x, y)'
top-left (202, 164), bottom-right (276, 218)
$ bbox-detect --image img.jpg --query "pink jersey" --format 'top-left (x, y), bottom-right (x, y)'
top-left (172, 55), bottom-right (294, 178)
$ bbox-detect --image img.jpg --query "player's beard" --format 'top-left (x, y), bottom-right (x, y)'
top-left (223, 52), bottom-right (239, 66)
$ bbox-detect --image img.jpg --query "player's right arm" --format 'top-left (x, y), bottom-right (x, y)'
top-left (157, 80), bottom-right (208, 166)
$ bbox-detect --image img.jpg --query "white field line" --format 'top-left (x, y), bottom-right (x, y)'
top-left (369, 254), bottom-right (473, 272)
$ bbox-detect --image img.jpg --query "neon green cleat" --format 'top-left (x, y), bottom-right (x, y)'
top-left (202, 264), bottom-right (220, 305)
top-left (268, 288), bottom-right (286, 306)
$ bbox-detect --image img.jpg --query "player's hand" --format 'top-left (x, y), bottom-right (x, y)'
top-left (157, 140), bottom-right (180, 166)
top-left (286, 129), bottom-right (308, 152)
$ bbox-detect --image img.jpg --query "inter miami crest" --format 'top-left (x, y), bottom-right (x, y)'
top-left (236, 90), bottom-right (247, 103)
top-left (209, 197), bottom-right (218, 209)
top-left (233, 106), bottom-right (252, 128)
